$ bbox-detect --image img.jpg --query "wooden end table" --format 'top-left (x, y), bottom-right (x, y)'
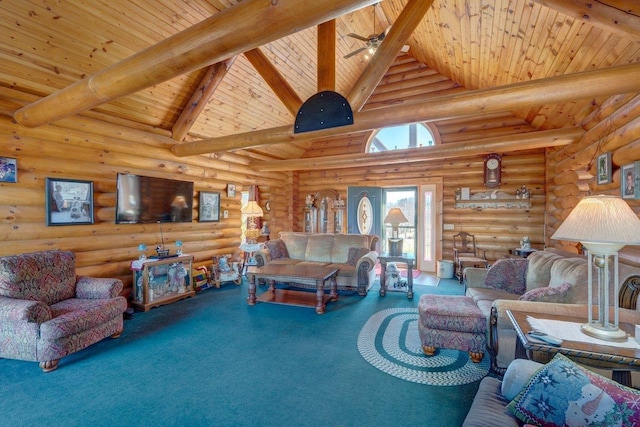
top-left (378, 253), bottom-right (415, 299)
top-left (507, 309), bottom-right (640, 387)
top-left (247, 264), bottom-right (339, 314)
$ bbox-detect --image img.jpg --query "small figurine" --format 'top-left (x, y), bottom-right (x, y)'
top-left (520, 236), bottom-right (531, 250)
top-left (305, 194), bottom-right (315, 208)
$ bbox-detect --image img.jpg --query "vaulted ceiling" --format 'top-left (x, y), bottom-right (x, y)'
top-left (1, 0), bottom-right (639, 164)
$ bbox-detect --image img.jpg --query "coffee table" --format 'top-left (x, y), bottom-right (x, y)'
top-left (247, 264), bottom-right (339, 314)
top-left (507, 309), bottom-right (640, 387)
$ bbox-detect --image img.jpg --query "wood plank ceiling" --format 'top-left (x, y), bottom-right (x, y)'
top-left (1, 0), bottom-right (638, 162)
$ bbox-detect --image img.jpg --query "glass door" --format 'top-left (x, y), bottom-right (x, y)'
top-left (418, 184), bottom-right (437, 272)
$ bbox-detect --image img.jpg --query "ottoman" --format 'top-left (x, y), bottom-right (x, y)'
top-left (418, 295), bottom-right (486, 363)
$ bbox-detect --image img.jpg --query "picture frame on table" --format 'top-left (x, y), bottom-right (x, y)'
top-left (227, 183), bottom-right (236, 198)
top-left (0, 156), bottom-right (17, 183)
top-left (45, 178), bottom-right (94, 225)
top-left (596, 152), bottom-right (612, 185)
top-left (199, 191), bottom-right (220, 222)
top-left (621, 162), bottom-right (640, 200)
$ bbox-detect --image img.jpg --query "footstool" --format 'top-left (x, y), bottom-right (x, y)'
top-left (418, 295), bottom-right (486, 363)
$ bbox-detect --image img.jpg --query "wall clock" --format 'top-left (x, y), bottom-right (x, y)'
top-left (484, 153), bottom-right (502, 187)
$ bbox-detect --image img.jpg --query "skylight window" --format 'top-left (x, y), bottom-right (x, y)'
top-left (367, 123), bottom-right (436, 153)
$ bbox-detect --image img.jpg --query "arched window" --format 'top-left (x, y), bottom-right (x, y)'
top-left (367, 123), bottom-right (438, 153)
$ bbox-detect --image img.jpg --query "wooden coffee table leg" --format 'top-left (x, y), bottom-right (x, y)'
top-left (247, 275), bottom-right (257, 305)
top-left (267, 279), bottom-right (276, 293)
top-left (315, 278), bottom-right (325, 314)
top-left (329, 274), bottom-right (338, 301)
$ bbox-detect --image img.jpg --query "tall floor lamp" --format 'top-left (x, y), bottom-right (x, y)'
top-left (242, 200), bottom-right (263, 244)
top-left (384, 207), bottom-right (409, 256)
top-left (551, 195), bottom-right (640, 342)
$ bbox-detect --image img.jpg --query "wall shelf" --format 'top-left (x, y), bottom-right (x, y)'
top-left (455, 190), bottom-right (531, 210)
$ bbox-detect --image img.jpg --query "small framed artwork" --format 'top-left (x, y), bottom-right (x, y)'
top-left (597, 152), bottom-right (612, 185)
top-left (227, 183), bottom-right (236, 198)
top-left (45, 178), bottom-right (94, 225)
top-left (621, 162), bottom-right (640, 200)
top-left (199, 191), bottom-right (220, 222)
top-left (0, 156), bottom-right (17, 183)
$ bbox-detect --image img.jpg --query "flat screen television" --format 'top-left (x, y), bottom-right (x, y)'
top-left (115, 173), bottom-right (194, 224)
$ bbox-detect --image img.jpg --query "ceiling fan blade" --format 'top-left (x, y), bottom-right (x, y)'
top-left (346, 33), bottom-right (370, 42)
top-left (343, 47), bottom-right (367, 59)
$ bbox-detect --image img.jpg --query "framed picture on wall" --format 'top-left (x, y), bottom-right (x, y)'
top-left (199, 191), bottom-right (220, 222)
top-left (227, 183), bottom-right (236, 198)
top-left (621, 162), bottom-right (640, 200)
top-left (596, 152), bottom-right (612, 185)
top-left (0, 156), bottom-right (17, 183)
top-left (45, 178), bottom-right (94, 225)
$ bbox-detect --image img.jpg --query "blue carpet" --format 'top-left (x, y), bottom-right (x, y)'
top-left (1, 277), bottom-right (480, 427)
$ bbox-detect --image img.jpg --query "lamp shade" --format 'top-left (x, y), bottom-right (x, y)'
top-left (551, 195), bottom-right (640, 253)
top-left (241, 200), bottom-right (263, 217)
top-left (384, 208), bottom-right (408, 227)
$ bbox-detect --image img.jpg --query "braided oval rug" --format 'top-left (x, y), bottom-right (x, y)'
top-left (357, 308), bottom-right (490, 386)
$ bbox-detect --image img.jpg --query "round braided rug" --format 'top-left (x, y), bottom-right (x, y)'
top-left (357, 308), bottom-right (490, 386)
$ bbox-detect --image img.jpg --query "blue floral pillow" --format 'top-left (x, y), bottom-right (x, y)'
top-left (507, 353), bottom-right (640, 426)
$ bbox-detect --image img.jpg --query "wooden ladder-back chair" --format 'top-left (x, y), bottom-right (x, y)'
top-left (453, 232), bottom-right (489, 283)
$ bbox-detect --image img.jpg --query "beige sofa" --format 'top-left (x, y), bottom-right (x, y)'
top-left (254, 232), bottom-right (379, 296)
top-left (464, 248), bottom-right (640, 373)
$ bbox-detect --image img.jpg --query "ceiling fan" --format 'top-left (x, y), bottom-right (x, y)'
top-left (343, 4), bottom-right (409, 60)
top-left (344, 4), bottom-right (386, 60)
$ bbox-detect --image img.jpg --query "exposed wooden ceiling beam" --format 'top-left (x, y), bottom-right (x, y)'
top-left (532, 0), bottom-right (640, 40)
top-left (317, 20), bottom-right (336, 92)
top-left (348, 0), bottom-right (435, 112)
top-left (252, 128), bottom-right (584, 171)
top-left (171, 63), bottom-right (640, 156)
top-left (244, 48), bottom-right (303, 116)
top-left (172, 57), bottom-right (237, 142)
top-left (12, 0), bottom-right (378, 128)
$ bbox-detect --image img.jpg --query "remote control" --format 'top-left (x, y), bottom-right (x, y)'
top-left (527, 330), bottom-right (562, 346)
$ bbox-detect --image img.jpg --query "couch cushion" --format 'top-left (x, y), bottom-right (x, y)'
top-left (327, 263), bottom-right (355, 278)
top-left (524, 250), bottom-right (563, 291)
top-left (462, 377), bottom-right (520, 427)
top-left (548, 258), bottom-right (588, 304)
top-left (305, 235), bottom-right (334, 263)
top-left (0, 250), bottom-right (76, 306)
top-left (42, 297), bottom-right (127, 340)
top-left (280, 233), bottom-right (309, 260)
top-left (331, 234), bottom-right (369, 263)
top-left (507, 353), bottom-right (640, 426)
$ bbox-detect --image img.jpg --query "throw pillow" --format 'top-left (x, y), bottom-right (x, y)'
top-left (501, 359), bottom-right (544, 401)
top-left (265, 239), bottom-right (289, 260)
top-left (518, 282), bottom-right (572, 303)
top-left (507, 353), bottom-right (640, 427)
top-left (347, 247), bottom-right (370, 266)
top-left (484, 258), bottom-right (528, 294)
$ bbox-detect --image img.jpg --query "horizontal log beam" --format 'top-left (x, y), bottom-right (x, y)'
top-left (251, 128), bottom-right (583, 171)
top-left (532, 0), bottom-right (640, 40)
top-left (172, 63), bottom-right (640, 157)
top-left (12, 0), bottom-right (378, 127)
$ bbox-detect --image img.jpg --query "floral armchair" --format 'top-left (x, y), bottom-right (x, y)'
top-left (0, 250), bottom-right (127, 372)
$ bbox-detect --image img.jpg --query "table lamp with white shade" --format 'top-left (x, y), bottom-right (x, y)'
top-left (242, 200), bottom-right (264, 244)
top-left (551, 195), bottom-right (640, 342)
top-left (384, 207), bottom-right (409, 256)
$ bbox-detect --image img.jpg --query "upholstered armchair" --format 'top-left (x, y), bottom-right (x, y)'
top-left (0, 250), bottom-right (127, 372)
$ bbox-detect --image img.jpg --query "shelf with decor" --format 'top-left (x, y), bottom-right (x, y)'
top-left (130, 255), bottom-right (194, 311)
top-left (454, 188), bottom-right (531, 210)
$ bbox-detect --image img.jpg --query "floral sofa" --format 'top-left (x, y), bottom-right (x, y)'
top-left (464, 248), bottom-right (640, 373)
top-left (0, 250), bottom-right (127, 372)
top-left (254, 232), bottom-right (379, 296)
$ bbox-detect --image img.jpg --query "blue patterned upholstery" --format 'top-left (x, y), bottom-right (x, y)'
top-left (0, 250), bottom-right (126, 372)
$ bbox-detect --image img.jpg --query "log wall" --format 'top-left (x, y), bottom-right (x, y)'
top-left (0, 87), bottom-right (293, 295)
